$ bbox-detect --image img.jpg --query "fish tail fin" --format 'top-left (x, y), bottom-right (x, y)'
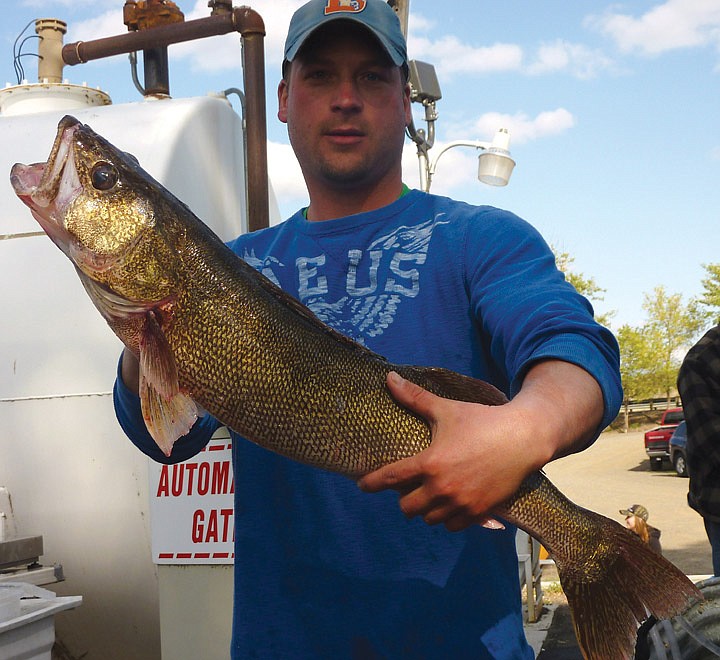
top-left (556, 513), bottom-right (702, 659)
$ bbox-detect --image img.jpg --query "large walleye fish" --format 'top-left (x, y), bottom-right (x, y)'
top-left (12, 116), bottom-right (700, 659)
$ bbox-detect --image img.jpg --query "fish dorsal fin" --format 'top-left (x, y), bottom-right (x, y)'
top-left (139, 310), bottom-right (198, 456)
top-left (403, 366), bottom-right (509, 407)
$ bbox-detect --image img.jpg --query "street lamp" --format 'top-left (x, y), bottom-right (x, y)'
top-left (423, 129), bottom-right (516, 192)
top-left (405, 57), bottom-right (516, 192)
top-left (477, 128), bottom-right (515, 186)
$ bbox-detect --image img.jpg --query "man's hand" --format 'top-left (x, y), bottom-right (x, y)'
top-left (358, 362), bottom-right (603, 532)
top-left (358, 372), bottom-right (535, 531)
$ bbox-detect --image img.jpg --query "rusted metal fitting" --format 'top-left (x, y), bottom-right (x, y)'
top-left (124, 0), bottom-right (185, 32)
top-left (208, 0), bottom-right (233, 16)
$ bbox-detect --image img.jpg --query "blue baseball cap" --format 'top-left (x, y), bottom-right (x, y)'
top-left (283, 0), bottom-right (408, 70)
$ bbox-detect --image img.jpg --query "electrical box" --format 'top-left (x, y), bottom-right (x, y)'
top-left (408, 59), bottom-right (442, 103)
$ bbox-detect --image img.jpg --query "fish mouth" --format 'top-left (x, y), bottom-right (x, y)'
top-left (10, 115), bottom-right (83, 252)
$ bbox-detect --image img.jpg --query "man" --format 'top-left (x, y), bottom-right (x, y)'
top-left (114, 0), bottom-right (622, 656)
top-left (678, 324), bottom-right (720, 577)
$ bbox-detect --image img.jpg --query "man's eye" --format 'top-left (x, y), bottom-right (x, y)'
top-left (362, 70), bottom-right (390, 84)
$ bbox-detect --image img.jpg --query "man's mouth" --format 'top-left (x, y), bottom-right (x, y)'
top-left (324, 128), bottom-right (365, 145)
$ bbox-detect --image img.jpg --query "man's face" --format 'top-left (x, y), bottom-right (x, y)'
top-left (278, 22), bottom-right (411, 194)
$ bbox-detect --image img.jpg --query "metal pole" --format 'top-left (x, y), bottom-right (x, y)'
top-left (241, 32), bottom-right (269, 232)
top-left (142, 46), bottom-right (170, 96)
top-left (387, 0), bottom-right (410, 38)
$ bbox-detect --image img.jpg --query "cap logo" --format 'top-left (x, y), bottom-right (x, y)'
top-left (324, 0), bottom-right (367, 15)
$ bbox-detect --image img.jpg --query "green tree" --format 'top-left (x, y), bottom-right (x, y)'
top-left (616, 324), bottom-right (656, 431)
top-left (642, 286), bottom-right (706, 405)
top-left (553, 248), bottom-right (614, 327)
top-left (699, 262), bottom-right (720, 324)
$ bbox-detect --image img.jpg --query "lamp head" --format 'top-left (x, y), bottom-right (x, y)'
top-left (477, 128), bottom-right (515, 186)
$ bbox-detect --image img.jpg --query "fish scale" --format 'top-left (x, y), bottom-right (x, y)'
top-left (11, 115), bottom-right (702, 660)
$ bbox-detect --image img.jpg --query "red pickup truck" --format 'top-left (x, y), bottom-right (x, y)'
top-left (644, 407), bottom-right (685, 471)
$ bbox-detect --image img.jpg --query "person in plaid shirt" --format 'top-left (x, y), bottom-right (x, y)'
top-left (678, 324), bottom-right (720, 576)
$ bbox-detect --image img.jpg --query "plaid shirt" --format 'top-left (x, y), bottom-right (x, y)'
top-left (678, 324), bottom-right (720, 522)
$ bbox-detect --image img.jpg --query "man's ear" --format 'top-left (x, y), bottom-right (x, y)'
top-left (278, 79), bottom-right (289, 124)
top-left (403, 82), bottom-right (412, 127)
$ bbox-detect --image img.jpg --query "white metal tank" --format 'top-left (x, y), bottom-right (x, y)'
top-left (0, 84), bottom-right (277, 658)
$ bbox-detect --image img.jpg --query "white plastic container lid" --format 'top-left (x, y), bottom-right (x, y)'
top-left (0, 583), bottom-right (81, 633)
top-left (0, 82), bottom-right (111, 116)
top-left (0, 585), bottom-right (23, 623)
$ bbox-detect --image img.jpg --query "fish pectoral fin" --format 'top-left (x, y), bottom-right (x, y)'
top-left (139, 310), bottom-right (180, 398)
top-left (76, 267), bottom-right (157, 323)
top-left (139, 310), bottom-right (198, 456)
top-left (140, 379), bottom-right (198, 457)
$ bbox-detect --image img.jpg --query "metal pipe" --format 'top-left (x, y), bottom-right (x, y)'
top-left (35, 18), bottom-right (67, 83)
top-left (62, 8), bottom-right (263, 65)
top-left (142, 46), bottom-right (170, 96)
top-left (240, 32), bottom-right (268, 232)
top-left (62, 7), bottom-right (269, 231)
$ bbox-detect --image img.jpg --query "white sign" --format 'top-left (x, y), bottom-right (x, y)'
top-left (149, 430), bottom-right (234, 564)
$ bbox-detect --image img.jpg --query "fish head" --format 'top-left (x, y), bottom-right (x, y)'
top-left (12, 116), bottom-right (204, 455)
top-left (10, 115), bottom-right (177, 307)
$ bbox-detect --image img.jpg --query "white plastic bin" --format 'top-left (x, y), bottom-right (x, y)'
top-left (0, 583), bottom-right (81, 660)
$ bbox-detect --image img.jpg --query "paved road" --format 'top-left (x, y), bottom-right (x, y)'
top-left (542, 430), bottom-right (712, 576)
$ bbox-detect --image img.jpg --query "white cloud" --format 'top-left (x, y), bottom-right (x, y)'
top-left (526, 40), bottom-right (615, 79)
top-left (67, 7), bottom-right (123, 43)
top-left (267, 140), bottom-right (306, 216)
top-left (407, 10), bottom-right (522, 77)
top-left (587, 0), bottom-right (720, 56)
top-left (170, 31), bottom-right (246, 75)
top-left (451, 109), bottom-right (576, 146)
top-left (409, 34), bottom-right (523, 76)
top-left (409, 15), bottom-right (612, 80)
top-left (406, 12), bottom-right (434, 36)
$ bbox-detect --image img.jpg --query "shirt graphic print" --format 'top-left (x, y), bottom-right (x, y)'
top-left (243, 216), bottom-right (448, 345)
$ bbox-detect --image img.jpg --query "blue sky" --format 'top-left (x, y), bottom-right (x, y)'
top-left (3, 0), bottom-right (719, 329)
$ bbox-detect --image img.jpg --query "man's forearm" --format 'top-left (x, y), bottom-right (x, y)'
top-left (120, 349), bottom-right (140, 396)
top-left (516, 359), bottom-right (605, 466)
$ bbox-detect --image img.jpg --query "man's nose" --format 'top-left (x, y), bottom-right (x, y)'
top-left (331, 79), bottom-right (363, 111)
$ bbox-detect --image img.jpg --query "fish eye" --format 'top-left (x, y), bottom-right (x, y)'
top-left (91, 162), bottom-right (119, 191)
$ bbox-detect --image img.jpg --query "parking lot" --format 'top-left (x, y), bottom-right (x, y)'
top-left (542, 429), bottom-right (712, 577)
